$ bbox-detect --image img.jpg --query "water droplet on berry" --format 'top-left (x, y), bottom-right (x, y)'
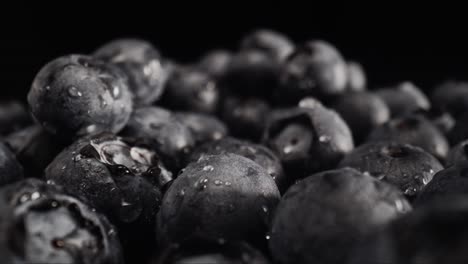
top-left (203, 165), bottom-right (214, 172)
top-left (68, 86), bottom-right (82, 97)
top-left (112, 86), bottom-right (120, 98)
top-left (225, 181), bottom-right (232, 186)
top-left (46, 180), bottom-right (56, 185)
top-left (19, 193), bottom-right (30, 203)
top-left (31, 192), bottom-right (40, 200)
top-left (319, 135), bottom-right (331, 143)
top-left (214, 180), bottom-right (223, 186)
top-left (262, 205), bottom-right (269, 213)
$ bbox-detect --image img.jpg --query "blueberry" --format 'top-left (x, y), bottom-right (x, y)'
top-left (349, 197), bottom-right (468, 264)
top-left (422, 107), bottom-right (456, 135)
top-left (197, 50), bottom-right (233, 78)
top-left (275, 40), bottom-right (348, 104)
top-left (175, 112), bottom-right (228, 146)
top-left (27, 55), bottom-right (133, 139)
top-left (0, 178), bottom-right (123, 264)
top-left (431, 81), bottom-right (468, 118)
top-left (416, 164), bottom-right (468, 205)
top-left (221, 95), bottom-right (270, 141)
top-left (0, 142), bottom-right (23, 187)
top-left (161, 67), bottom-right (219, 114)
top-left (374, 82), bottom-right (430, 117)
top-left (345, 61), bottom-right (367, 92)
top-left (263, 98), bottom-right (354, 181)
top-left (94, 39), bottom-right (172, 105)
top-left (269, 167), bottom-right (411, 264)
top-left (332, 92), bottom-right (390, 143)
top-left (220, 50), bottom-right (280, 98)
top-left (339, 142), bottom-right (443, 198)
top-left (157, 153), bottom-right (280, 246)
top-left (0, 100), bottom-right (31, 135)
top-left (446, 139), bottom-right (468, 166)
top-left (367, 114), bottom-right (449, 160)
top-left (240, 29), bottom-right (294, 62)
top-left (189, 137), bottom-right (286, 192)
top-left (121, 106), bottom-right (196, 171)
top-left (5, 124), bottom-right (68, 177)
top-left (153, 240), bottom-right (270, 264)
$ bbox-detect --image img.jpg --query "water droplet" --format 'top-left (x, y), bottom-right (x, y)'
top-left (46, 180), bottom-right (56, 185)
top-left (62, 165), bottom-right (66, 170)
top-left (283, 145), bottom-right (294, 154)
top-left (262, 205), bottom-right (269, 213)
top-left (112, 86), bottom-right (120, 98)
top-left (108, 229), bottom-right (115, 236)
top-left (404, 187), bottom-right (417, 196)
top-left (202, 178), bottom-right (208, 183)
top-left (31, 192), bottom-right (40, 200)
top-left (74, 155), bottom-right (82, 162)
top-left (422, 177), bottom-right (430, 185)
top-left (51, 201), bottom-right (58, 208)
top-left (202, 185), bottom-right (207, 190)
top-left (68, 86), bottom-right (82, 97)
top-left (225, 181), bottom-right (232, 186)
top-left (19, 193), bottom-right (30, 203)
top-left (203, 165), bottom-right (214, 172)
top-left (86, 124), bottom-right (97, 134)
top-left (179, 189), bottom-right (185, 196)
top-left (363, 171), bottom-right (371, 177)
top-left (319, 135), bottom-right (331, 143)
top-left (214, 180), bottom-right (223, 186)
top-left (265, 235), bottom-right (271, 240)
top-left (121, 201), bottom-right (131, 207)
top-left (429, 169), bottom-right (434, 174)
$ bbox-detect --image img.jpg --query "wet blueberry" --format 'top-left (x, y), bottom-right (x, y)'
top-left (367, 114), bottom-right (449, 160)
top-left (0, 178), bottom-right (123, 264)
top-left (240, 29), bottom-right (294, 62)
top-left (0, 100), bottom-right (31, 136)
top-left (345, 61), bottom-right (367, 92)
top-left (189, 137), bottom-right (286, 192)
top-left (263, 98), bottom-right (354, 182)
top-left (375, 82), bottom-right (430, 117)
top-left (269, 167), bottom-right (411, 264)
top-left (275, 40), bottom-right (348, 105)
top-left (157, 153), bottom-right (280, 247)
top-left (175, 112), bottom-right (228, 146)
top-left (0, 142), bottom-right (23, 187)
top-left (161, 67), bottom-right (220, 114)
top-left (197, 50), bottom-right (233, 78)
top-left (94, 39), bottom-right (172, 105)
top-left (27, 55), bottom-right (133, 139)
top-left (339, 142), bottom-right (443, 199)
top-left (121, 106), bottom-right (196, 172)
top-left (332, 92), bottom-right (390, 144)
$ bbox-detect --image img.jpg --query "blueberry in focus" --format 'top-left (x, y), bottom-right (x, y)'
top-left (153, 239), bottom-right (270, 264)
top-left (345, 61), bottom-right (367, 92)
top-left (374, 82), bottom-right (430, 117)
top-left (221, 95), bottom-right (270, 141)
top-left (157, 153), bottom-right (280, 246)
top-left (197, 50), bottom-right (233, 78)
top-left (189, 137), bottom-right (286, 192)
top-left (349, 197), bottom-right (468, 264)
top-left (0, 142), bottom-right (23, 187)
top-left (263, 98), bottom-right (354, 181)
top-left (121, 106), bottom-right (195, 171)
top-left (332, 91), bottom-right (390, 143)
top-left (446, 139), bottom-right (468, 166)
top-left (175, 112), bottom-right (228, 146)
top-left (0, 100), bottom-right (31, 136)
top-left (27, 55), bottom-right (133, 139)
top-left (240, 29), bottom-right (294, 62)
top-left (0, 178), bottom-right (123, 264)
top-left (339, 142), bottom-right (443, 198)
top-left (275, 40), bottom-right (348, 105)
top-left (367, 114), bottom-right (449, 160)
top-left (160, 67), bottom-right (220, 114)
top-left (94, 39), bottom-right (172, 105)
top-left (269, 167), bottom-right (411, 264)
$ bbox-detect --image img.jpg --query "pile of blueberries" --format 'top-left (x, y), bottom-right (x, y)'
top-left (1, 29), bottom-right (468, 264)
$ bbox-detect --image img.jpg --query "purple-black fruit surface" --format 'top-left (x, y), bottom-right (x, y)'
top-left (446, 139), bottom-right (468, 166)
top-left (175, 112), bottom-right (228, 146)
top-left (94, 39), bottom-right (172, 106)
top-left (240, 29), bottom-right (294, 62)
top-left (197, 50), bottom-right (233, 78)
top-left (157, 153), bottom-right (280, 247)
top-left (0, 142), bottom-right (23, 187)
top-left (27, 55), bottom-right (133, 139)
top-left (374, 82), bottom-right (430, 117)
top-left (339, 142), bottom-right (443, 198)
top-left (263, 98), bottom-right (354, 182)
top-left (189, 137), bottom-right (286, 192)
top-left (367, 114), bottom-right (449, 160)
top-left (269, 167), bottom-right (411, 264)
top-left (0, 178), bottom-right (123, 264)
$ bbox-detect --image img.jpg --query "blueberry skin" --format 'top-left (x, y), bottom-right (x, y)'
top-left (240, 29), bottom-right (294, 62)
top-left (345, 61), bottom-right (367, 92)
top-left (221, 96), bottom-right (270, 141)
top-left (157, 153), bottom-right (281, 246)
top-left (197, 50), bottom-right (233, 78)
top-left (446, 139), bottom-right (468, 166)
top-left (0, 100), bottom-right (31, 135)
top-left (349, 197), bottom-right (468, 264)
top-left (431, 81), bottom-right (468, 118)
top-left (375, 82), bottom-right (430, 117)
top-left (275, 40), bottom-right (348, 104)
top-left (94, 39), bottom-right (172, 105)
top-left (332, 92), bottom-right (390, 144)
top-left (5, 124), bottom-right (68, 177)
top-left (121, 107), bottom-right (196, 172)
top-left (367, 114), bottom-right (449, 160)
top-left (263, 98), bottom-right (354, 181)
top-left (28, 55), bottom-right (133, 139)
top-left (0, 142), bottom-right (23, 187)
top-left (269, 167), bottom-right (411, 264)
top-left (154, 240), bottom-right (270, 264)
top-left (189, 137), bottom-right (286, 192)
top-left (175, 112), bottom-right (228, 146)
top-left (161, 67), bottom-right (220, 114)
top-left (0, 179), bottom-right (123, 264)
top-left (339, 142), bottom-right (443, 198)
top-left (416, 164), bottom-right (468, 205)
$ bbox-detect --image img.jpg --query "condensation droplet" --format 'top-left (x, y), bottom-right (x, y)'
top-left (19, 193), bottom-right (30, 203)
top-left (31, 192), bottom-right (41, 200)
top-left (283, 145), bottom-right (294, 154)
top-left (265, 235), bottom-right (271, 240)
top-left (203, 165), bottom-right (214, 172)
top-left (68, 86), bottom-right (82, 97)
top-left (225, 181), bottom-right (232, 186)
top-left (121, 201), bottom-right (131, 207)
top-left (46, 180), bottom-right (56, 185)
top-left (319, 135), bottom-right (331, 143)
top-left (108, 229), bottom-right (115, 236)
top-left (214, 180), bottom-right (223, 186)
top-left (62, 166), bottom-right (66, 170)
top-left (179, 189), bottom-right (185, 196)
top-left (112, 86), bottom-right (120, 98)
top-left (262, 205), bottom-right (269, 213)
top-left (51, 201), bottom-right (58, 208)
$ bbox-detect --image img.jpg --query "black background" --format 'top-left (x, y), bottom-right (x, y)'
top-left (1, 8), bottom-right (467, 101)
